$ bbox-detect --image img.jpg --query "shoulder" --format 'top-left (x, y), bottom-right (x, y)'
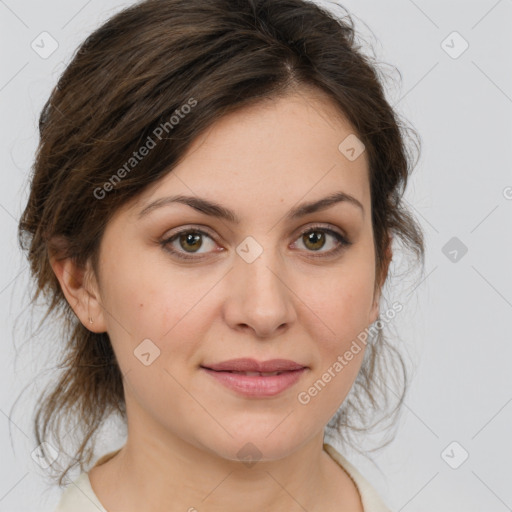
top-left (323, 442), bottom-right (393, 512)
top-left (53, 449), bottom-right (122, 512)
top-left (52, 472), bottom-right (108, 512)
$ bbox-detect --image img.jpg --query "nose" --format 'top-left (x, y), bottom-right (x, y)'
top-left (222, 244), bottom-right (297, 339)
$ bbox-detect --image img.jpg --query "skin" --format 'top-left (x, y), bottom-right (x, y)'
top-left (52, 86), bottom-right (391, 512)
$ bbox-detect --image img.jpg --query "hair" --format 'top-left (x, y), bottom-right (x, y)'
top-left (17, 0), bottom-right (424, 486)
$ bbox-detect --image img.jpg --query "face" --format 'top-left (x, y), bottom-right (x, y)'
top-left (86, 88), bottom-right (384, 462)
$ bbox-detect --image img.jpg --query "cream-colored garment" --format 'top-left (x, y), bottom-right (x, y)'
top-left (53, 443), bottom-right (392, 512)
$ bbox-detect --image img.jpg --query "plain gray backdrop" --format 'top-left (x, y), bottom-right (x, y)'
top-left (1, 0), bottom-right (511, 511)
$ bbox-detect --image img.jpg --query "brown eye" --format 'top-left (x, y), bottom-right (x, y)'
top-left (179, 232), bottom-right (203, 252)
top-left (160, 228), bottom-right (218, 260)
top-left (302, 230), bottom-right (326, 251)
top-left (293, 226), bottom-right (351, 258)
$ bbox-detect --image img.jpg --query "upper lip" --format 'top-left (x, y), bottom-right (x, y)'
top-left (202, 358), bottom-right (306, 372)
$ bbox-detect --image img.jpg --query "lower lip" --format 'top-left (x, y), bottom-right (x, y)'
top-left (201, 368), bottom-right (307, 397)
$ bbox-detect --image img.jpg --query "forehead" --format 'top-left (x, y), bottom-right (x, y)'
top-left (129, 88), bottom-right (371, 220)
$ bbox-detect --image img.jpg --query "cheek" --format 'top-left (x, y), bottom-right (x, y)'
top-left (98, 246), bottom-right (219, 367)
top-left (306, 282), bottom-right (370, 386)
top-left (303, 260), bottom-right (376, 346)
top-left (294, 271), bottom-right (373, 420)
top-left (294, 246), bottom-right (376, 409)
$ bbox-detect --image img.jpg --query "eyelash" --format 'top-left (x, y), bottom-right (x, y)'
top-left (159, 224), bottom-right (352, 261)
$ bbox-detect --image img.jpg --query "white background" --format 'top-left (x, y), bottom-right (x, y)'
top-left (0, 1), bottom-right (511, 511)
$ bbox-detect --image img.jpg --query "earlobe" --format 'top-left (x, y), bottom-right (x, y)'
top-left (50, 256), bottom-right (107, 333)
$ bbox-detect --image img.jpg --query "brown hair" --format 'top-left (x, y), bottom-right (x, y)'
top-left (18, 0), bottom-right (424, 486)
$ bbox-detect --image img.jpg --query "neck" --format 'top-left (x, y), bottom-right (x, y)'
top-left (88, 397), bottom-right (357, 512)
top-left (112, 436), bottom-right (327, 511)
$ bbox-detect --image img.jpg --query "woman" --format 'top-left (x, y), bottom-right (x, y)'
top-left (18, 0), bottom-right (424, 510)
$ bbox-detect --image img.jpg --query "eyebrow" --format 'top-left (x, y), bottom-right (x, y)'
top-left (137, 191), bottom-right (364, 222)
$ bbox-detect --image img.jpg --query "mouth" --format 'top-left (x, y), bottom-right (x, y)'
top-left (200, 358), bottom-right (308, 397)
top-left (201, 358), bottom-right (306, 373)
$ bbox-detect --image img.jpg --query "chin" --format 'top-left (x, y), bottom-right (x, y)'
top-left (196, 425), bottom-right (309, 465)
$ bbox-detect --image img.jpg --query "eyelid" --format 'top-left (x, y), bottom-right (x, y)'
top-left (161, 224), bottom-right (218, 241)
top-left (162, 222), bottom-right (349, 243)
top-left (293, 222), bottom-right (350, 242)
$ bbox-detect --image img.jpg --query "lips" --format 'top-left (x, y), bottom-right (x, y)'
top-left (201, 358), bottom-right (306, 373)
top-left (200, 358), bottom-right (307, 397)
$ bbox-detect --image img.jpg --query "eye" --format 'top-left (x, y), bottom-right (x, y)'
top-left (291, 224), bottom-right (351, 258)
top-left (160, 228), bottom-right (220, 260)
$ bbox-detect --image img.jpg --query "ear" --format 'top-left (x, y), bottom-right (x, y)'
top-left (50, 254), bottom-right (107, 333)
top-left (368, 234), bottom-right (393, 325)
